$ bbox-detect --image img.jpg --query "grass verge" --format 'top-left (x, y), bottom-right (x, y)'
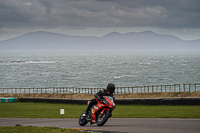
top-left (0, 102), bottom-right (200, 118)
top-left (0, 126), bottom-right (83, 133)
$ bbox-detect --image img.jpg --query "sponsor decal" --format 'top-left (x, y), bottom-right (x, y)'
top-left (94, 106), bottom-right (99, 110)
top-left (91, 109), bottom-right (95, 114)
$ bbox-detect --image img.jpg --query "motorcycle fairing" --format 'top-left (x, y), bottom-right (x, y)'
top-left (90, 102), bottom-right (103, 123)
top-left (90, 97), bottom-right (113, 123)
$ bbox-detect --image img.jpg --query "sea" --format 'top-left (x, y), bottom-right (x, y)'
top-left (0, 51), bottom-right (200, 89)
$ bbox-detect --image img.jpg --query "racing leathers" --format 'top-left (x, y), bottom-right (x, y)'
top-left (84, 89), bottom-right (115, 115)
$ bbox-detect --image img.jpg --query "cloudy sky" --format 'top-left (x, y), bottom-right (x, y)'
top-left (0, 0), bottom-right (200, 41)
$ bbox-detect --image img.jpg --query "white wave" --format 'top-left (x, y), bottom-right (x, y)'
top-left (139, 62), bottom-right (151, 65)
top-left (114, 75), bottom-right (132, 79)
top-left (0, 60), bottom-right (56, 64)
top-left (181, 63), bottom-right (187, 66)
top-left (114, 76), bottom-right (123, 79)
top-left (26, 61), bottom-right (56, 64)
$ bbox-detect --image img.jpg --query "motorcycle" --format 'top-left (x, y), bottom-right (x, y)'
top-left (79, 96), bottom-right (116, 126)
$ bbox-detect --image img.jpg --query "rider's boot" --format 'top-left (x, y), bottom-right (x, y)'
top-left (83, 102), bottom-right (93, 117)
top-left (82, 112), bottom-right (88, 117)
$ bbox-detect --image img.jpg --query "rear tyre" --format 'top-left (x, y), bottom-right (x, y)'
top-left (78, 113), bottom-right (88, 126)
top-left (97, 110), bottom-right (110, 126)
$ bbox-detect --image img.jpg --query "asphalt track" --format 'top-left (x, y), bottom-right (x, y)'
top-left (1, 118), bottom-right (200, 133)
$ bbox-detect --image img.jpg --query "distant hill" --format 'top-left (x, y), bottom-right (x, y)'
top-left (0, 31), bottom-right (199, 51)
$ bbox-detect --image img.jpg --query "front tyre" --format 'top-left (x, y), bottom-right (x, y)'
top-left (97, 110), bottom-right (110, 126)
top-left (78, 113), bottom-right (88, 126)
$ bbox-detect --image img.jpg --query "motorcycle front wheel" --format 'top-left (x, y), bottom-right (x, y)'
top-left (97, 110), bottom-right (110, 126)
top-left (78, 113), bottom-right (88, 126)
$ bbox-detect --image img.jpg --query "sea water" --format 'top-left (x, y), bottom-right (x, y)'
top-left (0, 51), bottom-right (200, 89)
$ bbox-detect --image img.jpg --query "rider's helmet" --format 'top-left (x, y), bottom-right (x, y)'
top-left (107, 83), bottom-right (115, 93)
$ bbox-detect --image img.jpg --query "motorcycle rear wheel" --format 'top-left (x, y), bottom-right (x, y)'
top-left (97, 110), bottom-right (110, 126)
top-left (78, 113), bottom-right (88, 126)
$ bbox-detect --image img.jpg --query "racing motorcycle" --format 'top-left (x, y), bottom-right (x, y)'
top-left (79, 96), bottom-right (116, 126)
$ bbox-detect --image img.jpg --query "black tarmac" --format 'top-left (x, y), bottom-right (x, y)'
top-left (0, 118), bottom-right (200, 133)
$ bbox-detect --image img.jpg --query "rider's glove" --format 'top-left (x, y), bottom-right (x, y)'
top-left (98, 98), bottom-right (104, 101)
top-left (100, 98), bottom-right (106, 103)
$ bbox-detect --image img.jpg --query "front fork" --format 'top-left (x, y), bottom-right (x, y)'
top-left (98, 108), bottom-right (110, 118)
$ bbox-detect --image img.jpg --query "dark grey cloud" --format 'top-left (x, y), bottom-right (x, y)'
top-left (0, 0), bottom-right (200, 30)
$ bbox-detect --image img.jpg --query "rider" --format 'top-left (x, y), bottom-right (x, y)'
top-left (82, 83), bottom-right (115, 117)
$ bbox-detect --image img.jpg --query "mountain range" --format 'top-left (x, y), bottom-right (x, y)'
top-left (0, 31), bottom-right (200, 51)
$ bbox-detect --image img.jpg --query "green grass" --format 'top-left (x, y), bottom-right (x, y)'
top-left (0, 126), bottom-right (83, 133)
top-left (0, 102), bottom-right (200, 118)
top-left (0, 102), bottom-right (84, 118)
top-left (114, 105), bottom-right (200, 118)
